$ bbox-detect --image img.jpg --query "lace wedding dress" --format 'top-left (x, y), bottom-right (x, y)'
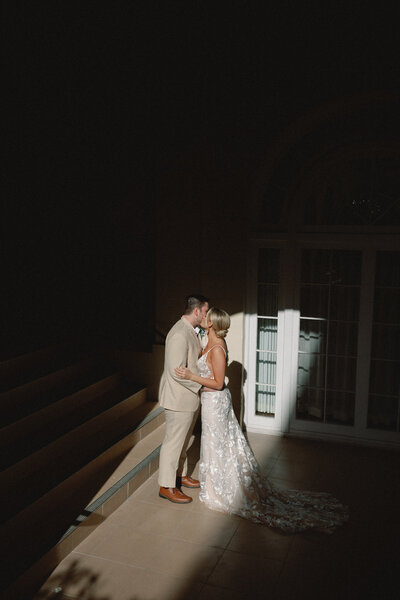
top-left (198, 346), bottom-right (349, 533)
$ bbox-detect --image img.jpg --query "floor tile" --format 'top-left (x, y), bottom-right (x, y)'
top-left (32, 434), bottom-right (400, 600)
top-left (121, 568), bottom-right (204, 600)
top-left (288, 527), bottom-right (351, 565)
top-left (35, 553), bottom-right (146, 600)
top-left (172, 509), bottom-right (240, 548)
top-left (246, 432), bottom-right (283, 460)
top-left (79, 525), bottom-right (224, 584)
top-left (208, 548), bottom-right (283, 594)
top-left (275, 558), bottom-right (349, 600)
top-left (107, 497), bottom-right (188, 537)
top-left (200, 582), bottom-right (273, 600)
top-left (271, 454), bottom-right (323, 481)
top-left (151, 538), bottom-right (224, 582)
top-left (76, 529), bottom-right (165, 570)
top-left (227, 519), bottom-right (294, 561)
top-left (36, 564), bottom-right (205, 600)
top-left (260, 457), bottom-right (278, 475)
top-left (73, 519), bottom-right (121, 555)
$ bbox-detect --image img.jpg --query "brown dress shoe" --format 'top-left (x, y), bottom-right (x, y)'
top-left (178, 475), bottom-right (201, 489)
top-left (159, 487), bottom-right (192, 503)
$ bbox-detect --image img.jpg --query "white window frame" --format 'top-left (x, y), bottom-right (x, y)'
top-left (243, 240), bottom-right (286, 435)
top-left (244, 234), bottom-right (400, 448)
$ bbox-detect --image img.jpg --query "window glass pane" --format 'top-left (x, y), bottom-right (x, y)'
top-left (330, 286), bottom-right (360, 321)
top-left (301, 249), bottom-right (361, 284)
top-left (301, 249), bottom-right (331, 283)
top-left (326, 391), bottom-right (355, 425)
top-left (297, 248), bottom-right (361, 425)
top-left (328, 321), bottom-right (358, 356)
top-left (256, 352), bottom-right (277, 384)
top-left (299, 320), bottom-right (327, 353)
top-left (256, 319), bottom-right (277, 410)
top-left (326, 356), bottom-right (357, 391)
top-left (371, 324), bottom-right (400, 360)
top-left (256, 384), bottom-right (275, 415)
top-left (331, 251), bottom-right (362, 285)
top-left (300, 286), bottom-right (329, 318)
top-left (296, 387), bottom-right (324, 421)
top-left (297, 354), bottom-right (326, 388)
top-left (255, 249), bottom-right (280, 418)
top-left (258, 284), bottom-right (278, 316)
top-left (257, 318), bottom-right (278, 350)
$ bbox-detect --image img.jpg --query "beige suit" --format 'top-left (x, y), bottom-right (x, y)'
top-left (158, 317), bottom-right (202, 487)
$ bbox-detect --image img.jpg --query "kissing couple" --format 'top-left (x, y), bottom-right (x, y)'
top-left (158, 294), bottom-right (348, 533)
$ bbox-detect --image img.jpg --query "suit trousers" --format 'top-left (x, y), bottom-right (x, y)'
top-left (158, 408), bottom-right (199, 488)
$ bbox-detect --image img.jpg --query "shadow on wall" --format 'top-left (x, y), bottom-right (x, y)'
top-left (226, 361), bottom-right (247, 426)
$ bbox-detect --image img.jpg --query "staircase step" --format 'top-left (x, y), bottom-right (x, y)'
top-left (0, 406), bottom-right (165, 598)
top-left (0, 343), bottom-right (79, 392)
top-left (0, 372), bottom-right (130, 470)
top-left (0, 358), bottom-right (118, 427)
top-left (0, 386), bottom-right (148, 522)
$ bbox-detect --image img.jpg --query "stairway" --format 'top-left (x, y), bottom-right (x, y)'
top-left (0, 344), bottom-right (165, 599)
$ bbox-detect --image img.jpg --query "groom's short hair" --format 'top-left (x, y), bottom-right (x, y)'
top-left (184, 294), bottom-right (209, 315)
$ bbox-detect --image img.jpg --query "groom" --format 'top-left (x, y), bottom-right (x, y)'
top-left (158, 294), bottom-right (209, 503)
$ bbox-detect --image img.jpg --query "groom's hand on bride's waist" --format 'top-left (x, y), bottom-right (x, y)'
top-left (174, 365), bottom-right (192, 380)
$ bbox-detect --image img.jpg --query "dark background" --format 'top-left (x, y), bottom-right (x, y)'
top-left (3, 1), bottom-right (399, 358)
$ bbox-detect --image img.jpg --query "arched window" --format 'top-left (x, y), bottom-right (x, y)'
top-left (256, 92), bottom-right (400, 232)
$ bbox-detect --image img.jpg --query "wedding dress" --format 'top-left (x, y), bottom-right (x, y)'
top-left (198, 346), bottom-right (349, 533)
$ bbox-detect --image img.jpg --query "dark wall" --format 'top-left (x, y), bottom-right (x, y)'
top-left (4, 2), bottom-right (398, 357)
top-left (4, 4), bottom-right (156, 358)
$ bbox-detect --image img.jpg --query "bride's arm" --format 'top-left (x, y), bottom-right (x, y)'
top-left (175, 346), bottom-right (226, 391)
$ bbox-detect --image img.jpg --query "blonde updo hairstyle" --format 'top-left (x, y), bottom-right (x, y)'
top-left (207, 307), bottom-right (230, 339)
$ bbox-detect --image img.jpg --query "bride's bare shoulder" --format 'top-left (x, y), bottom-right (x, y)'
top-left (209, 344), bottom-right (227, 356)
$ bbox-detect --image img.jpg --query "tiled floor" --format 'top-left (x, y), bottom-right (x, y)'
top-left (34, 433), bottom-right (400, 600)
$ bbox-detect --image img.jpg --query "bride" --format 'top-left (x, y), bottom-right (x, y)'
top-left (175, 307), bottom-right (348, 534)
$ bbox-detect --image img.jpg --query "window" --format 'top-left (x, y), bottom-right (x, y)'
top-left (255, 248), bottom-right (279, 416)
top-left (246, 239), bottom-right (399, 446)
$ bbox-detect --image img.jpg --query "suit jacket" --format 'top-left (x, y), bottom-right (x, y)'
top-left (159, 316), bottom-right (202, 412)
